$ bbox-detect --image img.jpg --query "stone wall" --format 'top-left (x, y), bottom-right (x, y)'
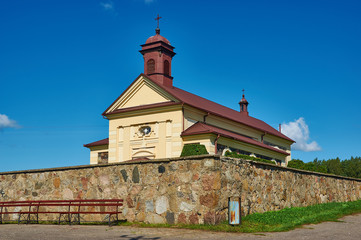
top-left (220, 157), bottom-right (361, 216)
top-left (0, 155), bottom-right (360, 224)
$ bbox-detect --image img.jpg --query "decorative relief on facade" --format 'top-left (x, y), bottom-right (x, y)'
top-left (139, 126), bottom-right (152, 137)
top-left (132, 146), bottom-right (155, 160)
top-left (133, 124), bottom-right (155, 139)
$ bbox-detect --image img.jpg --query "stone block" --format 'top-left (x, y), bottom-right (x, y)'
top-left (99, 175), bottom-right (109, 185)
top-left (145, 200), bottom-right (154, 212)
top-left (177, 213), bottom-right (187, 224)
top-left (130, 185), bottom-right (142, 196)
top-left (204, 212), bottom-right (216, 224)
top-left (62, 188), bottom-right (73, 199)
top-left (53, 178), bottom-right (61, 189)
top-left (132, 167), bottom-right (140, 183)
top-left (189, 213), bottom-right (199, 224)
top-left (166, 211), bottom-right (175, 224)
top-left (179, 202), bottom-right (194, 212)
top-left (200, 192), bottom-right (219, 208)
top-left (126, 195), bottom-right (134, 208)
top-left (156, 196), bottom-right (169, 214)
top-left (204, 159), bottom-right (214, 167)
top-left (136, 212), bottom-right (146, 222)
top-left (202, 172), bottom-right (221, 191)
top-left (145, 213), bottom-right (165, 224)
top-left (169, 163), bottom-right (178, 171)
top-left (120, 169), bottom-right (128, 182)
top-left (158, 165), bottom-right (166, 173)
top-left (169, 195), bottom-right (178, 212)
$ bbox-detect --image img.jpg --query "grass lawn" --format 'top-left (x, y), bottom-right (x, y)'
top-left (120, 200), bottom-right (361, 233)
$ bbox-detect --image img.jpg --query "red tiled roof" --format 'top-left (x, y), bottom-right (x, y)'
top-left (181, 122), bottom-right (289, 156)
top-left (103, 74), bottom-right (294, 142)
top-left (149, 76), bottom-right (293, 142)
top-left (145, 34), bottom-right (171, 45)
top-left (83, 138), bottom-right (109, 148)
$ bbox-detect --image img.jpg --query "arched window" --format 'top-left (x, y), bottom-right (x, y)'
top-left (164, 60), bottom-right (170, 76)
top-left (147, 59), bottom-right (155, 74)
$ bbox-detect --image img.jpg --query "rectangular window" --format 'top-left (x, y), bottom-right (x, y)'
top-left (98, 152), bottom-right (108, 164)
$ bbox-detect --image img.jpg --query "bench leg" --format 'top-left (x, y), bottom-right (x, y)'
top-left (70, 213), bottom-right (80, 225)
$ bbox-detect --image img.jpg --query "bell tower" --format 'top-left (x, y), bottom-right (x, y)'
top-left (139, 15), bottom-right (176, 87)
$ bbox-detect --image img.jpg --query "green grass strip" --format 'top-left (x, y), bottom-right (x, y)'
top-left (118, 200), bottom-right (361, 233)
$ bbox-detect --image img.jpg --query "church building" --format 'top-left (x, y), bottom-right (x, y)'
top-left (84, 25), bottom-right (294, 166)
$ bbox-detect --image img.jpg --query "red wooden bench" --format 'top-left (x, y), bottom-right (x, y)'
top-left (0, 199), bottom-right (123, 226)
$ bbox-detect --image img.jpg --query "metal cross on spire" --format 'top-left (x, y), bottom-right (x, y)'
top-left (242, 89), bottom-right (245, 97)
top-left (155, 14), bottom-right (162, 28)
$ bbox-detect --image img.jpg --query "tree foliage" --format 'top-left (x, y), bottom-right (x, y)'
top-left (288, 156), bottom-right (361, 178)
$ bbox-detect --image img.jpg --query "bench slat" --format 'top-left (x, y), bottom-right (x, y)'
top-left (0, 199), bottom-right (123, 204)
top-left (1, 203), bottom-right (123, 207)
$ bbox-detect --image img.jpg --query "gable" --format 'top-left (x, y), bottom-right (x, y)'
top-left (121, 83), bottom-right (169, 109)
top-left (104, 75), bottom-right (178, 114)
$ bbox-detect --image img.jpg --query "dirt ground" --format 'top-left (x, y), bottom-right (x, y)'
top-left (1, 213), bottom-right (361, 240)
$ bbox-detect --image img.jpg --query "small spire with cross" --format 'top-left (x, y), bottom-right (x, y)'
top-left (239, 89), bottom-right (249, 114)
top-left (155, 14), bottom-right (162, 34)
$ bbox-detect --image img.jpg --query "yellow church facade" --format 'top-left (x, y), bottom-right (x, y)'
top-left (84, 27), bottom-right (294, 166)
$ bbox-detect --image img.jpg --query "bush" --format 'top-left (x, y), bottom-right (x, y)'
top-left (225, 151), bottom-right (275, 165)
top-left (180, 144), bottom-right (209, 157)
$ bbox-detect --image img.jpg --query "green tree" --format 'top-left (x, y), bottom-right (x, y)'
top-left (287, 159), bottom-right (306, 169)
top-left (342, 157), bottom-right (361, 178)
top-left (287, 156), bottom-right (361, 179)
top-left (312, 158), bottom-right (327, 173)
top-left (326, 158), bottom-right (344, 176)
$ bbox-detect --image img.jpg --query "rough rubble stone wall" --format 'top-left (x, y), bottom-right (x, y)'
top-left (220, 157), bottom-right (361, 216)
top-left (0, 155), bottom-right (360, 224)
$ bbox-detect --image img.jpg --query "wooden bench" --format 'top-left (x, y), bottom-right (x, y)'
top-left (0, 199), bottom-right (123, 226)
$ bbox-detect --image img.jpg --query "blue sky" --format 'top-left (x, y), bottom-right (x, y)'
top-left (1, 0), bottom-right (360, 171)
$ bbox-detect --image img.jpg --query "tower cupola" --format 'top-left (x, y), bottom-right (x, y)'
top-left (139, 15), bottom-right (176, 87)
top-left (239, 90), bottom-right (249, 115)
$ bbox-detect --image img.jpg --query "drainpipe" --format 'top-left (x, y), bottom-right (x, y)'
top-left (182, 103), bottom-right (185, 131)
top-left (261, 133), bottom-right (265, 143)
top-left (215, 134), bottom-right (220, 155)
top-left (203, 112), bottom-right (210, 123)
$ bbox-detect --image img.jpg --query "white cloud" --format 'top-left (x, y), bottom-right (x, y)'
top-left (100, 1), bottom-right (114, 10)
top-left (281, 117), bottom-right (321, 152)
top-left (0, 114), bottom-right (19, 129)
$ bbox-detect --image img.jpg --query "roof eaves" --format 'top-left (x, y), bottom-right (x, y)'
top-left (83, 138), bottom-right (109, 148)
top-left (181, 123), bottom-right (289, 156)
top-left (104, 101), bottom-right (182, 116)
